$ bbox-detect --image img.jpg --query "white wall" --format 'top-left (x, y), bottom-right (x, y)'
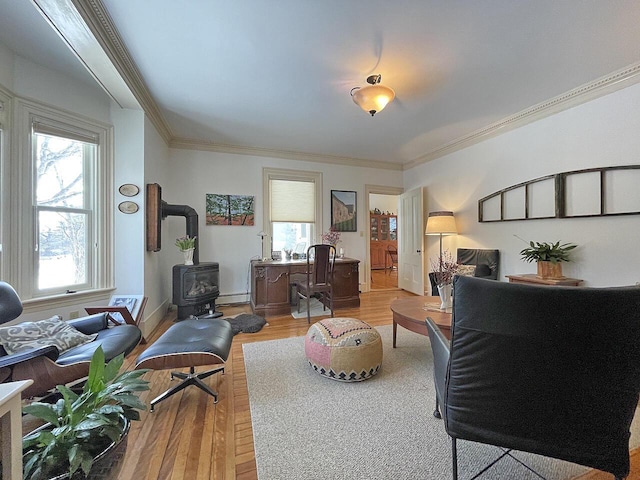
top-left (370, 193), bottom-right (398, 215)
top-left (143, 116), bottom-right (172, 333)
top-left (165, 150), bottom-right (404, 301)
top-left (111, 106), bottom-right (145, 295)
top-left (405, 82), bottom-right (640, 287)
top-left (0, 43), bottom-right (13, 89)
top-left (12, 56), bottom-right (110, 123)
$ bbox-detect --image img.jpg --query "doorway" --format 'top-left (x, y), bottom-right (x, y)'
top-left (369, 192), bottom-right (399, 291)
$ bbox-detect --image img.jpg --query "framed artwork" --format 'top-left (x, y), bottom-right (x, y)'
top-left (206, 194), bottom-right (255, 225)
top-left (106, 295), bottom-right (145, 325)
top-left (85, 294), bottom-right (148, 342)
top-left (331, 190), bottom-right (357, 232)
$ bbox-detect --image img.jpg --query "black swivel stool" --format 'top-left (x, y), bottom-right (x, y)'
top-left (135, 318), bottom-right (233, 412)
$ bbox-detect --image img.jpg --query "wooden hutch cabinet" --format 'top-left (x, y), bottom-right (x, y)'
top-left (370, 213), bottom-right (397, 269)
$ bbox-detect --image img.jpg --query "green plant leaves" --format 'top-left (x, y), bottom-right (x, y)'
top-left (520, 241), bottom-right (577, 263)
top-left (22, 346), bottom-right (149, 480)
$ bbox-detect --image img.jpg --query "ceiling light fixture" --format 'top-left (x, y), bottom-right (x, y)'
top-left (350, 74), bottom-right (395, 117)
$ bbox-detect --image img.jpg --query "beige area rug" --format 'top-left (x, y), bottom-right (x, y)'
top-left (243, 325), bottom-right (640, 480)
top-left (290, 297), bottom-right (331, 319)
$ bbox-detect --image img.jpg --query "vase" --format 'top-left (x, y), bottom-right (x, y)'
top-left (437, 283), bottom-right (452, 310)
top-left (182, 248), bottom-right (194, 265)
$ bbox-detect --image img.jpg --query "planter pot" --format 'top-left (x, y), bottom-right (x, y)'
top-left (536, 261), bottom-right (564, 279)
top-left (26, 416), bottom-right (130, 480)
top-left (437, 283), bottom-right (453, 310)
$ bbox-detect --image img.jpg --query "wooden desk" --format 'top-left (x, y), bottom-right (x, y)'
top-left (390, 296), bottom-right (452, 347)
top-left (506, 274), bottom-right (583, 286)
top-left (250, 258), bottom-right (360, 317)
top-left (1, 380), bottom-right (33, 479)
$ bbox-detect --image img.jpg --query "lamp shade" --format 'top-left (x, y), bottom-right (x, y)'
top-left (425, 211), bottom-right (457, 235)
top-left (351, 83), bottom-right (395, 116)
top-left (351, 74), bottom-right (395, 116)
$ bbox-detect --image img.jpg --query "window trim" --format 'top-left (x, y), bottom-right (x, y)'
top-left (5, 97), bottom-right (114, 302)
top-left (262, 168), bottom-right (323, 259)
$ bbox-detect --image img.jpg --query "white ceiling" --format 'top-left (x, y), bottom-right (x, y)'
top-left (2, 0), bottom-right (640, 168)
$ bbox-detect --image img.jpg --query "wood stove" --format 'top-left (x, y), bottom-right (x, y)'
top-left (172, 262), bottom-right (220, 320)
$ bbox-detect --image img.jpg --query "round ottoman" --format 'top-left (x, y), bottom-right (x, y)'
top-left (304, 317), bottom-right (382, 382)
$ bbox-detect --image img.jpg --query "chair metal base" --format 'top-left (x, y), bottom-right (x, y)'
top-left (149, 365), bottom-right (225, 412)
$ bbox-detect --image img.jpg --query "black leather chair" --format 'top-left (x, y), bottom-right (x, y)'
top-left (426, 275), bottom-right (640, 480)
top-left (0, 281), bottom-right (142, 398)
top-left (456, 248), bottom-right (499, 280)
top-left (295, 244), bottom-right (336, 323)
top-left (430, 248), bottom-right (500, 295)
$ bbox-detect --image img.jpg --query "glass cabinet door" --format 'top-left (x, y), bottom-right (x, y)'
top-left (380, 217), bottom-right (389, 241)
top-left (389, 216), bottom-right (397, 240)
top-left (371, 216), bottom-right (379, 241)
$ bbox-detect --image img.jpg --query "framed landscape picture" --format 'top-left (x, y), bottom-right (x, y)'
top-left (330, 190), bottom-right (357, 232)
top-left (206, 194), bottom-right (255, 226)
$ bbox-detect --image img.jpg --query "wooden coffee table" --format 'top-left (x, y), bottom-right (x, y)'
top-left (390, 296), bottom-right (452, 347)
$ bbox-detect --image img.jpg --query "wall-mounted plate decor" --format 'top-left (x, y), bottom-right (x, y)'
top-left (118, 201), bottom-right (139, 214)
top-left (119, 183), bottom-right (140, 197)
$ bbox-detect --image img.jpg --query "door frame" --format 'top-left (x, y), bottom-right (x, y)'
top-left (363, 184), bottom-right (404, 293)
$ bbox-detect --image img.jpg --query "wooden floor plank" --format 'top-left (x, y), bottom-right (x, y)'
top-left (21, 289), bottom-right (640, 479)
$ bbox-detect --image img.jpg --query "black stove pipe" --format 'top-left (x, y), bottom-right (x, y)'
top-left (162, 201), bottom-right (199, 264)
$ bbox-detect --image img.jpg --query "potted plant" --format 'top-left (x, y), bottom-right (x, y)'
top-left (175, 235), bottom-right (197, 265)
top-left (519, 240), bottom-right (577, 279)
top-left (22, 346), bottom-right (149, 480)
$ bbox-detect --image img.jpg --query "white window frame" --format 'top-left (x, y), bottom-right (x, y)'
top-left (3, 97), bottom-right (114, 304)
top-left (262, 168), bottom-right (323, 259)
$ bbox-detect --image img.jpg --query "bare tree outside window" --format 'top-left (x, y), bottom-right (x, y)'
top-left (35, 134), bottom-right (93, 290)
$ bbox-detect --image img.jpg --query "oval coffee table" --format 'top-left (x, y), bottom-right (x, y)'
top-left (390, 296), bottom-right (452, 347)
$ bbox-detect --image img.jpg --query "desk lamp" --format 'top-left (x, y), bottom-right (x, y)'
top-left (257, 231), bottom-right (267, 260)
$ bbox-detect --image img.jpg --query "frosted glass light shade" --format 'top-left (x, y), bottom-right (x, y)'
top-left (351, 84), bottom-right (395, 116)
top-left (425, 211), bottom-right (457, 235)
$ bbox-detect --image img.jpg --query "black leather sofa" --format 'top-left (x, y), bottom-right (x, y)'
top-left (0, 281), bottom-right (142, 398)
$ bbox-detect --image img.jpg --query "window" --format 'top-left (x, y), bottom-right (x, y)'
top-left (34, 127), bottom-right (95, 292)
top-left (263, 168), bottom-right (322, 258)
top-left (4, 98), bottom-right (113, 300)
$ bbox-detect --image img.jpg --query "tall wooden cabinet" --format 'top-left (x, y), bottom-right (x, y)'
top-left (370, 213), bottom-right (397, 269)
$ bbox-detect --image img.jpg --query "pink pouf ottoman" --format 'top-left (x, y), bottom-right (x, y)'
top-left (304, 317), bottom-right (382, 382)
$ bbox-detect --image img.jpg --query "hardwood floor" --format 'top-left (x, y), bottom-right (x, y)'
top-left (23, 290), bottom-right (639, 479)
top-left (370, 268), bottom-right (398, 290)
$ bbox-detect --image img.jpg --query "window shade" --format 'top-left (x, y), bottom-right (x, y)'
top-left (33, 120), bottom-right (99, 145)
top-left (270, 179), bottom-right (315, 222)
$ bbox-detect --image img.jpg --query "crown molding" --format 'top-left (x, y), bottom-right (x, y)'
top-left (66, 0), bottom-right (173, 144)
top-left (169, 137), bottom-right (404, 171)
top-left (404, 62), bottom-right (640, 170)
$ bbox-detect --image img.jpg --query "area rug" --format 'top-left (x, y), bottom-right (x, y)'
top-left (243, 325), bottom-right (640, 480)
top-left (222, 313), bottom-right (268, 335)
top-left (290, 297), bottom-right (329, 319)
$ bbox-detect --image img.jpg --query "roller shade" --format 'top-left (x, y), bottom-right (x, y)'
top-left (270, 179), bottom-right (315, 222)
top-left (32, 120), bottom-right (99, 145)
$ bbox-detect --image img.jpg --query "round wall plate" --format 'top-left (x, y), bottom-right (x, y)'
top-left (118, 201), bottom-right (139, 214)
top-left (118, 184), bottom-right (140, 197)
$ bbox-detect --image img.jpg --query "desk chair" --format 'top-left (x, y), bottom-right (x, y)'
top-left (426, 276), bottom-right (640, 480)
top-left (386, 245), bottom-right (398, 274)
top-left (295, 244), bottom-right (336, 324)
